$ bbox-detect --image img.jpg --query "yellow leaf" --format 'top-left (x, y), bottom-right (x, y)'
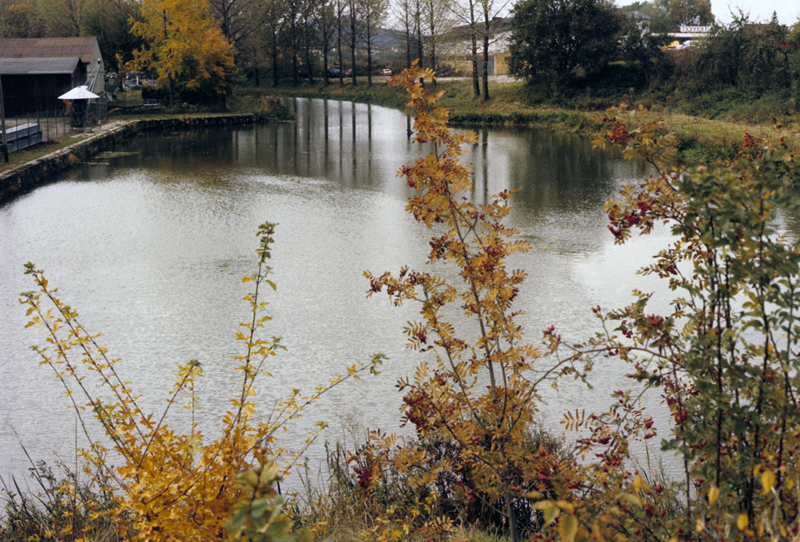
top-left (242, 276), bottom-right (252, 283)
top-left (696, 518), bottom-right (705, 533)
top-left (708, 485), bottom-right (719, 506)
top-left (633, 475), bottom-right (647, 492)
top-left (559, 513), bottom-right (579, 542)
top-left (555, 500), bottom-right (575, 513)
top-left (533, 501), bottom-right (560, 526)
top-left (592, 521), bottom-right (606, 542)
top-left (760, 469), bottom-right (775, 495)
top-left (737, 514), bottom-right (749, 531)
top-left (620, 493), bottom-right (642, 507)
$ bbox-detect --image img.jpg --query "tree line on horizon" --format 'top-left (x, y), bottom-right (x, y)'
top-left (508, 1), bottom-right (800, 122)
top-left (0, 0), bottom-right (797, 111)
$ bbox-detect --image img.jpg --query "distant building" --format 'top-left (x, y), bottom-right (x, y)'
top-left (438, 17), bottom-right (514, 77)
top-left (624, 10), bottom-right (652, 34)
top-left (0, 37), bottom-right (104, 114)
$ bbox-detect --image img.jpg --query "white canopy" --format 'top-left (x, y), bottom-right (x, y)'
top-left (58, 85), bottom-right (99, 100)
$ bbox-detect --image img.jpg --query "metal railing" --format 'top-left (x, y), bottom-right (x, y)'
top-left (3, 110), bottom-right (70, 143)
top-left (1, 96), bottom-right (109, 145)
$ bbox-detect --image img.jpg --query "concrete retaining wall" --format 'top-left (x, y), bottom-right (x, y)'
top-left (0, 114), bottom-right (260, 206)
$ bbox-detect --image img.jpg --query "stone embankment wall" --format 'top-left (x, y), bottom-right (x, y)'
top-left (0, 114), bottom-right (260, 206)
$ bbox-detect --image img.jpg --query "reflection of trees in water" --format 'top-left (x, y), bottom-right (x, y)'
top-left (118, 98), bottom-right (650, 233)
top-left (479, 127), bottom-right (651, 219)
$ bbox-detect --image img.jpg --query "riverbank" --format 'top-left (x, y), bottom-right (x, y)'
top-left (1, 83), bottom-right (795, 206)
top-left (244, 80), bottom-right (799, 165)
top-left (0, 113), bottom-right (285, 206)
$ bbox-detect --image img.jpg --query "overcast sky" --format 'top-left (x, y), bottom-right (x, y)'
top-left (616, 0), bottom-right (800, 26)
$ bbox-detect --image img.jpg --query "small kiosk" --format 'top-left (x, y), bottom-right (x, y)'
top-left (58, 85), bottom-right (99, 128)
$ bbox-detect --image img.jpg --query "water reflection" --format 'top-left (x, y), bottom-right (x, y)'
top-left (1, 98), bottom-right (668, 486)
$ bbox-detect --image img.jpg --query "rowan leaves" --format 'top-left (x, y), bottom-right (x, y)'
top-left (362, 63), bottom-right (586, 541)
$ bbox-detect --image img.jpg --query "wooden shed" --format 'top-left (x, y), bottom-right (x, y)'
top-left (0, 37), bottom-right (103, 91)
top-left (0, 57), bottom-right (86, 114)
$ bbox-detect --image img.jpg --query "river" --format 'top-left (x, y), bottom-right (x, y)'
top-left (0, 97), bottom-right (676, 487)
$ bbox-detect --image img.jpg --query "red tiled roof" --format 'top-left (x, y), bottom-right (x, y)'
top-left (0, 38), bottom-right (98, 64)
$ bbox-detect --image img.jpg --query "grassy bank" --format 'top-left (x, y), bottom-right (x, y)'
top-left (0, 131), bottom-right (98, 175)
top-left (235, 79), bottom-right (800, 165)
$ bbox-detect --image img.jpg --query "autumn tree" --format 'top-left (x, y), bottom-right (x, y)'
top-left (335, 0), bottom-right (345, 83)
top-left (260, 0), bottom-right (286, 86)
top-left (347, 0), bottom-right (360, 84)
top-left (360, 0), bottom-right (388, 86)
top-left (4, 2), bottom-right (46, 37)
top-left (300, 0), bottom-right (318, 83)
top-left (422, 0), bottom-right (454, 86)
top-left (477, 0), bottom-right (513, 99)
top-left (392, 0), bottom-right (414, 68)
top-left (513, 104), bottom-right (800, 542)
top-left (413, 0), bottom-right (423, 68)
top-left (668, 0), bottom-right (713, 25)
top-left (283, 0), bottom-right (302, 85)
top-left (312, 0), bottom-right (336, 85)
top-left (40, 0), bottom-right (86, 36)
top-left (81, 0), bottom-right (143, 72)
top-left (209, 0), bottom-right (266, 44)
top-left (130, 0), bottom-right (236, 104)
top-left (447, 0), bottom-right (482, 97)
top-left (208, 0), bottom-right (272, 82)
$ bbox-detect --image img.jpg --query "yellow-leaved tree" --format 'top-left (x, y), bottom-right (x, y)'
top-left (130, 0), bottom-right (236, 104)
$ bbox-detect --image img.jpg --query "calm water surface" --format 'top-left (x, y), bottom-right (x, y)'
top-left (0, 98), bottom-right (675, 485)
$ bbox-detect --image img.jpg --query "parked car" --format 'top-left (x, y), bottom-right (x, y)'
top-left (329, 66), bottom-right (353, 77)
top-left (380, 68), bottom-right (392, 76)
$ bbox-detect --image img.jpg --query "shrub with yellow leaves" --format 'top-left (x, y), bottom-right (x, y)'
top-left (19, 221), bottom-right (383, 541)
